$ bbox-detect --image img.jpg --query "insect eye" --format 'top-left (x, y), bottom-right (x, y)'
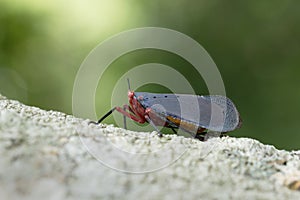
top-left (164, 96), bottom-right (168, 98)
top-left (153, 96), bottom-right (156, 99)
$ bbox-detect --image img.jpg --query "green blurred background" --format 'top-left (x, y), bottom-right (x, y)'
top-left (1, 0), bottom-right (299, 150)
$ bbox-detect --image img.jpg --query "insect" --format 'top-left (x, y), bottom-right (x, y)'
top-left (90, 80), bottom-right (242, 140)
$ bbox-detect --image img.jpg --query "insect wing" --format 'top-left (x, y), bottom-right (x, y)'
top-left (135, 92), bottom-right (241, 132)
top-left (202, 95), bottom-right (242, 132)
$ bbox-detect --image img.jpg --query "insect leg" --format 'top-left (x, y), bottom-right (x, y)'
top-left (195, 133), bottom-right (206, 141)
top-left (89, 107), bottom-right (116, 125)
top-left (170, 127), bottom-right (178, 134)
top-left (145, 115), bottom-right (163, 137)
top-left (165, 125), bottom-right (178, 134)
top-left (115, 107), bottom-right (146, 123)
top-left (90, 105), bottom-right (146, 127)
top-left (194, 128), bottom-right (207, 141)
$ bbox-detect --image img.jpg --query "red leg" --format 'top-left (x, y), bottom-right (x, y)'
top-left (115, 106), bottom-right (146, 123)
top-left (122, 104), bottom-right (138, 129)
top-left (119, 105), bottom-right (132, 114)
top-left (123, 104), bottom-right (134, 114)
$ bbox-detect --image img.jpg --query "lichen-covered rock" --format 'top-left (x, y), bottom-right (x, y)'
top-left (0, 95), bottom-right (300, 200)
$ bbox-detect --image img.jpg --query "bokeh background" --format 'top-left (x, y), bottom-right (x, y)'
top-left (1, 0), bottom-right (299, 150)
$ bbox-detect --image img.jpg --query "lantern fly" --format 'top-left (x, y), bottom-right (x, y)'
top-left (90, 80), bottom-right (242, 140)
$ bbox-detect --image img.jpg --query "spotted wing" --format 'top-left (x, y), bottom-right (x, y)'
top-left (135, 92), bottom-right (242, 132)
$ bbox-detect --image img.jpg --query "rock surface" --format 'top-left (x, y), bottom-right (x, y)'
top-left (0, 93), bottom-right (300, 200)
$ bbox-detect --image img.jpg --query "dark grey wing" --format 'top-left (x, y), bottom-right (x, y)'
top-left (135, 92), bottom-right (241, 132)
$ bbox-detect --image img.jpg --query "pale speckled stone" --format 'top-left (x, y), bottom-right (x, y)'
top-left (0, 94), bottom-right (300, 200)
